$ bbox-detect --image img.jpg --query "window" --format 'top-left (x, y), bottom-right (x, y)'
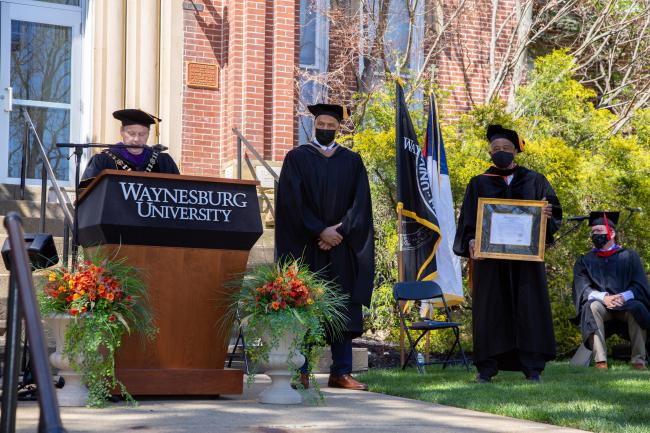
top-left (299, 0), bottom-right (329, 70)
top-left (298, 0), bottom-right (329, 144)
top-left (362, 0), bottom-right (425, 74)
top-left (298, 79), bottom-right (327, 145)
top-left (0, 2), bottom-right (82, 184)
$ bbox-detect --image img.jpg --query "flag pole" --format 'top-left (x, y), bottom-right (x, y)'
top-left (397, 204), bottom-right (405, 367)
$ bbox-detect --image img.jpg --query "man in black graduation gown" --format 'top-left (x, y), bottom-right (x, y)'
top-left (453, 125), bottom-right (562, 382)
top-left (81, 109), bottom-right (179, 182)
top-left (572, 211), bottom-right (650, 369)
top-left (275, 103), bottom-right (374, 390)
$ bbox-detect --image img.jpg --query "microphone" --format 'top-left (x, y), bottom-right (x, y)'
top-left (626, 207), bottom-right (642, 213)
top-left (152, 144), bottom-right (168, 151)
top-left (567, 216), bottom-right (589, 222)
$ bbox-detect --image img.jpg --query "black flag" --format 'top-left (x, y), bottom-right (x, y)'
top-left (395, 81), bottom-right (441, 281)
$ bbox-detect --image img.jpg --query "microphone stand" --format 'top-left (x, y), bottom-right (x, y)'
top-left (55, 142), bottom-right (164, 265)
top-left (618, 208), bottom-right (640, 232)
top-left (616, 208), bottom-right (641, 244)
top-left (550, 218), bottom-right (587, 248)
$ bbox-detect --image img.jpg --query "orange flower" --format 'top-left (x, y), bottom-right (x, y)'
top-left (271, 301), bottom-right (280, 310)
top-left (107, 292), bottom-right (115, 301)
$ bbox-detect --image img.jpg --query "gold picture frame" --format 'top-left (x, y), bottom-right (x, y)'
top-left (474, 198), bottom-right (548, 262)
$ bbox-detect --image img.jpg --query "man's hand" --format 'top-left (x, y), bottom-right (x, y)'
top-left (469, 239), bottom-right (482, 260)
top-left (542, 197), bottom-right (553, 219)
top-left (318, 240), bottom-right (332, 251)
top-left (319, 223), bottom-right (343, 249)
top-left (603, 294), bottom-right (625, 309)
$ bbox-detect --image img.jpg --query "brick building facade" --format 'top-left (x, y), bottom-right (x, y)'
top-left (180, 0), bottom-right (519, 177)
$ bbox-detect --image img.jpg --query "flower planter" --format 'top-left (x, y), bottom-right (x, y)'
top-left (258, 330), bottom-right (305, 405)
top-left (45, 314), bottom-right (88, 406)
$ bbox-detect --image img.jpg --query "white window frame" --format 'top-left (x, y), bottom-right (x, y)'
top-left (0, 0), bottom-right (85, 186)
top-left (299, 0), bottom-right (329, 71)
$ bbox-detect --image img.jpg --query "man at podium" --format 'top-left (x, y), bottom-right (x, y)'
top-left (81, 109), bottom-right (180, 182)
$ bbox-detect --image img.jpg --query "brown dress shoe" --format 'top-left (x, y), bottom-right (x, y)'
top-left (291, 373), bottom-right (310, 390)
top-left (328, 374), bottom-right (368, 391)
top-left (595, 361), bottom-right (608, 369)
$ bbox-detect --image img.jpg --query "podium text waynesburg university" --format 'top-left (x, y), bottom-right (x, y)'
top-left (77, 170), bottom-right (263, 395)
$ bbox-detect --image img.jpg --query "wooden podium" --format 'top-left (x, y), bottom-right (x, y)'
top-left (76, 170), bottom-right (263, 395)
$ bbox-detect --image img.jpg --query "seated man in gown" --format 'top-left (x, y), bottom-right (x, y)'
top-left (572, 211), bottom-right (650, 370)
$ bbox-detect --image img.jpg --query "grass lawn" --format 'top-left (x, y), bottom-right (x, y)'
top-left (357, 361), bottom-right (650, 433)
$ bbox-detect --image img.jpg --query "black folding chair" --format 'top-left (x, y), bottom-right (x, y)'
top-left (226, 308), bottom-right (250, 374)
top-left (393, 281), bottom-right (469, 373)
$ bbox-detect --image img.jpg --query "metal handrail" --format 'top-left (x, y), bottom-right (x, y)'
top-left (243, 153), bottom-right (275, 216)
top-left (232, 128), bottom-right (279, 182)
top-left (233, 128), bottom-right (279, 221)
top-left (21, 108), bottom-right (75, 228)
top-left (1, 213), bottom-right (66, 433)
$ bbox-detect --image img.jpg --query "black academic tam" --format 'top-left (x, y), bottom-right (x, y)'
top-left (453, 165), bottom-right (562, 369)
top-left (275, 144), bottom-right (374, 337)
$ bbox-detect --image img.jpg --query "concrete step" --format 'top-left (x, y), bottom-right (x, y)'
top-left (0, 183), bottom-right (75, 202)
top-left (0, 215), bottom-right (66, 237)
top-left (0, 199), bottom-right (72, 220)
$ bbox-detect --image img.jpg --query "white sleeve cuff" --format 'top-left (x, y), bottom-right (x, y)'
top-left (588, 291), bottom-right (607, 302)
top-left (622, 290), bottom-right (635, 302)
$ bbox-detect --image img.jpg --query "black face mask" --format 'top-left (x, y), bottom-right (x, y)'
top-left (315, 129), bottom-right (336, 146)
top-left (591, 234), bottom-right (609, 249)
top-left (491, 151), bottom-right (515, 168)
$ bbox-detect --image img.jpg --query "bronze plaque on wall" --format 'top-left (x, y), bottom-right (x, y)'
top-left (187, 62), bottom-right (219, 90)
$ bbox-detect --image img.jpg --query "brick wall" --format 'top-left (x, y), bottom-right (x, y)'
top-left (180, 0), bottom-right (519, 173)
top-left (181, 0), bottom-right (296, 176)
top-left (182, 1), bottom-right (225, 176)
top-left (434, 0), bottom-right (519, 114)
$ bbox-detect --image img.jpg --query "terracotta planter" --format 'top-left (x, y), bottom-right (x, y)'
top-left (45, 314), bottom-right (88, 406)
top-left (258, 330), bottom-right (306, 405)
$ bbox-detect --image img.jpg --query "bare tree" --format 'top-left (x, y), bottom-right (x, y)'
top-left (296, 0), bottom-right (471, 124)
top-left (296, 0), bottom-right (649, 129)
top-left (541, 0), bottom-right (650, 132)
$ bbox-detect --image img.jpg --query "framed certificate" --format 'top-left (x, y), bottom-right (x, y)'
top-left (474, 198), bottom-right (547, 262)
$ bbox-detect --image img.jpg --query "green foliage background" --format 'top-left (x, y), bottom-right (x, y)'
top-left (351, 51), bottom-right (650, 355)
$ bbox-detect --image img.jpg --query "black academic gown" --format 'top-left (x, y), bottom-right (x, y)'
top-left (453, 165), bottom-right (562, 370)
top-left (275, 144), bottom-right (375, 337)
top-left (81, 148), bottom-right (180, 181)
top-left (572, 248), bottom-right (650, 348)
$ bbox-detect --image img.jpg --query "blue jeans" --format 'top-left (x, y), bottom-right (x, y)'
top-left (300, 337), bottom-right (353, 376)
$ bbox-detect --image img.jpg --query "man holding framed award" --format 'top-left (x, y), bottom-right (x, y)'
top-left (453, 125), bottom-right (563, 383)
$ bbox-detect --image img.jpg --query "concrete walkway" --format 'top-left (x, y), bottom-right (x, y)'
top-left (14, 376), bottom-right (588, 433)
